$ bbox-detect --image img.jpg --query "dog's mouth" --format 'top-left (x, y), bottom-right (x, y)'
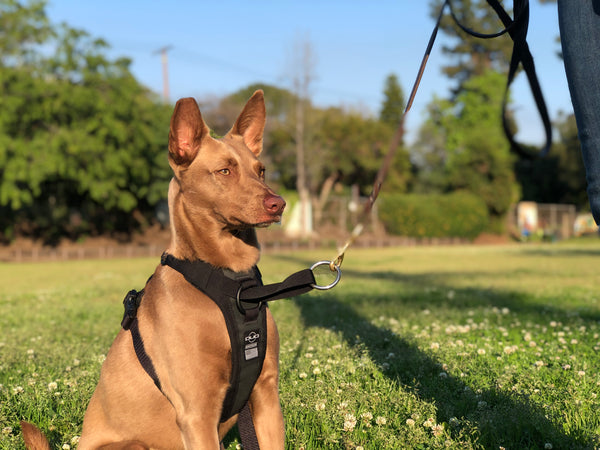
top-left (255, 215), bottom-right (283, 227)
top-left (223, 214), bottom-right (281, 231)
top-left (225, 213), bottom-right (282, 230)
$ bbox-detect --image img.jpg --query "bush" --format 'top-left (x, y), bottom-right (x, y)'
top-left (379, 192), bottom-right (489, 239)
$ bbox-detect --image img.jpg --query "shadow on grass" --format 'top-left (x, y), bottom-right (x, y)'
top-left (274, 253), bottom-right (598, 449)
top-left (293, 292), bottom-right (596, 449)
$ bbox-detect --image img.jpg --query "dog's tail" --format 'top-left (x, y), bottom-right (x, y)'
top-left (21, 421), bottom-right (51, 450)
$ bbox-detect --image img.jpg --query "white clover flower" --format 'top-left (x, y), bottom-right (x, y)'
top-left (503, 345), bottom-right (517, 354)
top-left (577, 370), bottom-right (586, 377)
top-left (343, 413), bottom-right (357, 432)
top-left (312, 367), bottom-right (321, 375)
top-left (12, 386), bottom-right (24, 395)
top-left (477, 348), bottom-right (486, 355)
top-left (406, 418), bottom-right (416, 427)
top-left (298, 372), bottom-right (307, 379)
top-left (423, 418), bottom-right (435, 428)
top-left (62, 444), bottom-right (71, 450)
top-left (430, 342), bottom-right (440, 350)
top-left (48, 382), bottom-right (58, 391)
top-left (376, 416), bottom-right (387, 426)
top-left (432, 423), bottom-right (444, 437)
top-left (544, 443), bottom-right (553, 449)
top-left (71, 436), bottom-right (80, 445)
top-left (2, 427), bottom-right (13, 435)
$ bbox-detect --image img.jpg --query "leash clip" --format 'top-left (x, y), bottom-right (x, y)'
top-left (310, 261), bottom-right (342, 290)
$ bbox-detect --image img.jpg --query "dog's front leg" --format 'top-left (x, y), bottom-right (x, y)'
top-left (164, 374), bottom-right (229, 450)
top-left (150, 304), bottom-right (232, 449)
top-left (248, 375), bottom-right (285, 449)
top-left (178, 414), bottom-right (221, 450)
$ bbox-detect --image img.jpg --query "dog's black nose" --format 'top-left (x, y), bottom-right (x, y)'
top-left (264, 194), bottom-right (286, 215)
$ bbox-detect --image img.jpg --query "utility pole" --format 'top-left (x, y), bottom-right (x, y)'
top-left (153, 45), bottom-right (172, 102)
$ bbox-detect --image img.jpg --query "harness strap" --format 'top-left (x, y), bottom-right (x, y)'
top-left (160, 252), bottom-right (316, 304)
top-left (121, 289), bottom-right (162, 391)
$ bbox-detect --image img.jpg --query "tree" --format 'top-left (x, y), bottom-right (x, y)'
top-left (288, 36), bottom-right (317, 237)
top-left (515, 112), bottom-right (587, 208)
top-left (0, 0), bottom-right (173, 243)
top-left (0, 0), bottom-right (53, 67)
top-left (414, 71), bottom-right (519, 229)
top-left (379, 73), bottom-right (406, 129)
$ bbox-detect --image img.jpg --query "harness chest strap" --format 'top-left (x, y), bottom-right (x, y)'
top-left (120, 253), bottom-right (317, 423)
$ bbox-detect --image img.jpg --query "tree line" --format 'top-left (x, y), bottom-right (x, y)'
top-left (0, 0), bottom-right (585, 244)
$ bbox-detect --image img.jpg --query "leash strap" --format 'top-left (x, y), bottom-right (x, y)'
top-left (331, 0), bottom-right (551, 268)
top-left (238, 403), bottom-right (260, 450)
top-left (447, 0), bottom-right (552, 159)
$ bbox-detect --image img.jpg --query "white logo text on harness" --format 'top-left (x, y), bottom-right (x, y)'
top-left (244, 330), bottom-right (260, 360)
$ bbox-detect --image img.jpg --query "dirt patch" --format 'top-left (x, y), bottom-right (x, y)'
top-left (472, 233), bottom-right (512, 245)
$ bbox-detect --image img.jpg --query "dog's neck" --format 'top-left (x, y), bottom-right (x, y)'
top-left (166, 181), bottom-right (260, 273)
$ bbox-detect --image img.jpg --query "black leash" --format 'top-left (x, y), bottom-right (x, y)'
top-left (446, 0), bottom-right (552, 158)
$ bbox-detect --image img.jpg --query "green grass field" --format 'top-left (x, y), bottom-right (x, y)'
top-left (1, 241), bottom-right (600, 449)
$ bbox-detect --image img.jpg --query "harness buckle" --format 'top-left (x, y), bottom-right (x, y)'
top-left (121, 289), bottom-right (141, 330)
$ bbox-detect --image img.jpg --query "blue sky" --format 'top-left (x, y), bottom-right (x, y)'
top-left (46, 1), bottom-right (570, 145)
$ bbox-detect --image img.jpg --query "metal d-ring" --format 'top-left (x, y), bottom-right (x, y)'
top-left (310, 261), bottom-right (342, 290)
top-left (236, 287), bottom-right (262, 315)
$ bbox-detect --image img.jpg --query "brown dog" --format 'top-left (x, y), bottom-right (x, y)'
top-left (22, 90), bottom-right (286, 449)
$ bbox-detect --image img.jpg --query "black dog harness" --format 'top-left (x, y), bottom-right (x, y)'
top-left (121, 252), bottom-right (317, 446)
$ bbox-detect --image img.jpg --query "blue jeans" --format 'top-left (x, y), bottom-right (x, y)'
top-left (558, 0), bottom-right (600, 223)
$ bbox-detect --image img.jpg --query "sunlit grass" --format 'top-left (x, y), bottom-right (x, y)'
top-left (2, 241), bottom-right (600, 449)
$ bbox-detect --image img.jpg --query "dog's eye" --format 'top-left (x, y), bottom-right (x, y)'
top-left (217, 168), bottom-right (230, 175)
top-left (259, 168), bottom-right (265, 179)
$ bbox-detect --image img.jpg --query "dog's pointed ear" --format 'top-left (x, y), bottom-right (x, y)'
top-left (168, 97), bottom-right (210, 166)
top-left (228, 90), bottom-right (266, 156)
